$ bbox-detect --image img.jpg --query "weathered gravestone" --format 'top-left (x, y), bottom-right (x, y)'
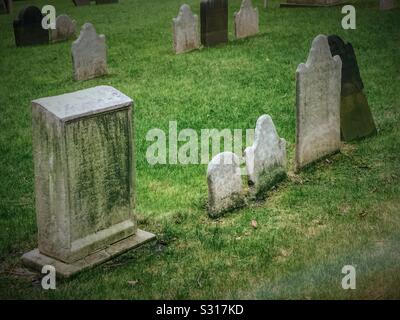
top-left (96, 0), bottom-right (119, 4)
top-left (380, 0), bottom-right (395, 10)
top-left (172, 4), bottom-right (200, 54)
top-left (73, 0), bottom-right (90, 6)
top-left (281, 0), bottom-right (343, 6)
top-left (72, 23), bottom-right (107, 81)
top-left (207, 152), bottom-right (243, 218)
top-left (200, 0), bottom-right (228, 47)
top-left (234, 0), bottom-right (259, 39)
top-left (22, 86), bottom-right (156, 278)
top-left (50, 15), bottom-right (76, 43)
top-left (328, 35), bottom-right (377, 141)
top-left (0, 0), bottom-right (12, 14)
top-left (13, 6), bottom-right (49, 47)
top-left (295, 34), bottom-right (342, 172)
top-left (245, 115), bottom-right (286, 199)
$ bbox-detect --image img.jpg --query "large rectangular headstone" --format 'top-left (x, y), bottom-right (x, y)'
top-left (13, 6), bottom-right (49, 46)
top-left (200, 0), bottom-right (228, 47)
top-left (295, 35), bottom-right (342, 172)
top-left (22, 86), bottom-right (155, 278)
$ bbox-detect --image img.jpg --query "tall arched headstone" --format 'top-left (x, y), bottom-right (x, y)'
top-left (234, 0), bottom-right (259, 39)
top-left (328, 35), bottom-right (377, 141)
top-left (295, 35), bottom-right (342, 172)
top-left (72, 23), bottom-right (107, 81)
top-left (13, 6), bottom-right (49, 47)
top-left (172, 4), bottom-right (200, 54)
top-left (200, 0), bottom-right (228, 47)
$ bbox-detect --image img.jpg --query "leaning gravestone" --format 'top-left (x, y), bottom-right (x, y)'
top-left (72, 0), bottom-right (90, 6)
top-left (22, 86), bottom-right (156, 278)
top-left (13, 6), bottom-right (49, 47)
top-left (379, 0), bottom-right (395, 10)
top-left (295, 34), bottom-right (342, 172)
top-left (328, 35), bottom-right (377, 141)
top-left (234, 0), bottom-right (259, 39)
top-left (207, 152), bottom-right (243, 218)
top-left (245, 115), bottom-right (286, 199)
top-left (172, 4), bottom-right (200, 54)
top-left (50, 15), bottom-right (76, 43)
top-left (96, 0), bottom-right (119, 4)
top-left (72, 23), bottom-right (107, 81)
top-left (200, 0), bottom-right (228, 47)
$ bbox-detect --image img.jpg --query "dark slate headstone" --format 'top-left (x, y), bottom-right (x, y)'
top-left (328, 35), bottom-right (377, 141)
top-left (73, 0), bottom-right (90, 6)
top-left (13, 6), bottom-right (49, 47)
top-left (200, 0), bottom-right (228, 47)
top-left (96, 0), bottom-right (119, 4)
top-left (0, 0), bottom-right (12, 14)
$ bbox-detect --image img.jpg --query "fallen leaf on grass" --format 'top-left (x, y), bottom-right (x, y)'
top-left (251, 220), bottom-right (258, 229)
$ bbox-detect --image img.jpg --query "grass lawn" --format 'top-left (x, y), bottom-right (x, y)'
top-left (0, 0), bottom-right (399, 299)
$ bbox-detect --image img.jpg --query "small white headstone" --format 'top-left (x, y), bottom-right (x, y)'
top-left (245, 115), bottom-right (286, 198)
top-left (234, 0), bottom-right (259, 39)
top-left (50, 14), bottom-right (76, 43)
top-left (172, 4), bottom-right (200, 54)
top-left (72, 23), bottom-right (107, 81)
top-left (207, 152), bottom-right (243, 217)
top-left (295, 34), bottom-right (342, 172)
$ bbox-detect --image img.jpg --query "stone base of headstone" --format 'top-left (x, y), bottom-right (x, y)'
top-left (22, 229), bottom-right (155, 278)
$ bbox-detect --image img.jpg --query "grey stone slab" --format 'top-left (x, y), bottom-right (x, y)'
top-left (173, 4), bottom-right (200, 54)
top-left (380, 0), bottom-right (395, 10)
top-left (27, 86), bottom-right (141, 265)
top-left (295, 34), bottom-right (342, 172)
top-left (50, 14), bottom-right (76, 43)
top-left (207, 152), bottom-right (243, 218)
top-left (234, 0), bottom-right (259, 39)
top-left (72, 23), bottom-right (107, 81)
top-left (22, 229), bottom-right (156, 278)
top-left (245, 115), bottom-right (286, 199)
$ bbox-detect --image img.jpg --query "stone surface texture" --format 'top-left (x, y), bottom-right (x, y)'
top-left (328, 35), bottom-right (377, 141)
top-left (295, 34), bottom-right (342, 172)
top-left (380, 0), bottom-right (395, 10)
top-left (72, 23), bottom-right (106, 81)
top-left (245, 115), bottom-right (286, 198)
top-left (172, 4), bottom-right (200, 54)
top-left (23, 86), bottom-right (157, 273)
top-left (207, 152), bottom-right (243, 217)
top-left (13, 6), bottom-right (49, 47)
top-left (51, 14), bottom-right (76, 43)
top-left (234, 0), bottom-right (259, 39)
top-left (200, 0), bottom-right (228, 47)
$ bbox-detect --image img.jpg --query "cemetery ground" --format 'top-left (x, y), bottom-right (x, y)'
top-left (0, 0), bottom-right (399, 299)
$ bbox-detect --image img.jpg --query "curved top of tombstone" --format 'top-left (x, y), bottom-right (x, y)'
top-left (173, 4), bottom-right (196, 23)
top-left (16, 6), bottom-right (42, 24)
top-left (72, 22), bottom-right (104, 48)
top-left (241, 0), bottom-right (254, 9)
top-left (207, 152), bottom-right (240, 176)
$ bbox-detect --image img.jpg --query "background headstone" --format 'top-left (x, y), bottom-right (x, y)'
top-left (207, 152), bottom-right (243, 218)
top-left (234, 0), bottom-right (259, 39)
top-left (72, 23), bottom-right (107, 81)
top-left (13, 6), bottom-right (49, 47)
top-left (0, 0), bottom-right (12, 14)
top-left (380, 0), bottom-right (395, 10)
top-left (328, 35), bottom-right (377, 141)
top-left (50, 15), bottom-right (76, 43)
top-left (281, 0), bottom-right (343, 6)
top-left (96, 0), bottom-right (119, 4)
top-left (200, 0), bottom-right (228, 47)
top-left (295, 34), bottom-right (342, 172)
top-left (73, 0), bottom-right (90, 6)
top-left (245, 115), bottom-right (286, 199)
top-left (22, 86), bottom-right (155, 278)
top-left (172, 4), bottom-right (200, 54)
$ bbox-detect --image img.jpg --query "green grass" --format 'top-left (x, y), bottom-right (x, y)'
top-left (0, 0), bottom-right (399, 299)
